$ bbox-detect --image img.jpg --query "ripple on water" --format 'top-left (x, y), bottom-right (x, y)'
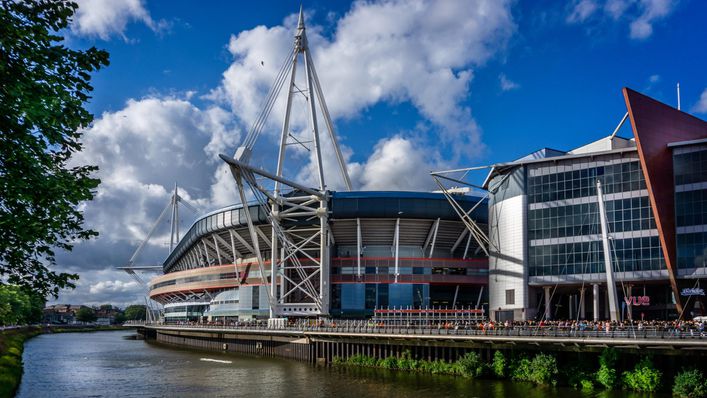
top-left (17, 330), bottom-right (669, 398)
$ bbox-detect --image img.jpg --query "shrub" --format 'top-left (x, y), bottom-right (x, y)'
top-left (622, 357), bottom-right (661, 392)
top-left (528, 353), bottom-right (559, 386)
top-left (673, 369), bottom-right (707, 398)
top-left (492, 351), bottom-right (506, 378)
top-left (596, 348), bottom-right (619, 389)
top-left (511, 356), bottom-right (532, 382)
top-left (580, 379), bottom-right (595, 391)
top-left (511, 353), bottom-right (558, 386)
top-left (378, 356), bottom-right (398, 369)
top-left (456, 351), bottom-right (486, 378)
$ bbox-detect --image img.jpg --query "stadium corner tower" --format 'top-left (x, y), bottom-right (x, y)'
top-left (147, 10), bottom-right (489, 322)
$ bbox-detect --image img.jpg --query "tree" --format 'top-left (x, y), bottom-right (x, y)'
top-left (0, 285), bottom-right (46, 325)
top-left (113, 312), bottom-right (127, 324)
top-left (124, 305), bottom-right (146, 321)
top-left (0, 0), bottom-right (109, 298)
top-left (75, 306), bottom-right (96, 323)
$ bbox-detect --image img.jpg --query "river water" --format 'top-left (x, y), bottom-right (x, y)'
top-left (17, 330), bottom-right (664, 397)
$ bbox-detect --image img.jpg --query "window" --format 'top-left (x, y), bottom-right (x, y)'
top-left (252, 286), bottom-right (260, 310)
top-left (505, 289), bottom-right (515, 305)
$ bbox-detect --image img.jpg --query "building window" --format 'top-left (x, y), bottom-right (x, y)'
top-left (252, 286), bottom-right (259, 310)
top-left (505, 289), bottom-right (515, 305)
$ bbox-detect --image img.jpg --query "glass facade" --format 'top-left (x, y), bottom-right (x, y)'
top-left (527, 155), bottom-right (663, 277)
top-left (674, 144), bottom-right (707, 270)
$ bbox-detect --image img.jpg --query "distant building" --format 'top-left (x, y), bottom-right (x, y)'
top-left (43, 304), bottom-right (83, 324)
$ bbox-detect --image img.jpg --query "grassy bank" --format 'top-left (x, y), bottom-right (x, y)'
top-left (0, 325), bottom-right (133, 398)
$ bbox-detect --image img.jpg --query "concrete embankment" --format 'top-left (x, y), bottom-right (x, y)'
top-left (142, 325), bottom-right (707, 365)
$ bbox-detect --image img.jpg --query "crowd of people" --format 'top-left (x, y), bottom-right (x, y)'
top-left (159, 317), bottom-right (707, 337)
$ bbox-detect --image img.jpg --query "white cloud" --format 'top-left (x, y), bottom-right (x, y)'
top-left (59, 95), bottom-right (240, 271)
top-left (649, 74), bottom-right (660, 83)
top-left (566, 0), bottom-right (678, 40)
top-left (692, 88), bottom-right (707, 114)
top-left (630, 0), bottom-right (675, 39)
top-left (499, 73), bottom-right (520, 91)
top-left (209, 0), bottom-right (514, 180)
top-left (50, 268), bottom-right (147, 308)
top-left (72, 0), bottom-right (167, 40)
top-left (89, 279), bottom-right (141, 295)
top-left (349, 136), bottom-right (442, 191)
top-left (567, 0), bottom-right (599, 23)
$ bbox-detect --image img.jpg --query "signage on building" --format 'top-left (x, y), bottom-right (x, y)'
top-left (624, 296), bottom-right (650, 306)
top-left (681, 288), bottom-right (705, 297)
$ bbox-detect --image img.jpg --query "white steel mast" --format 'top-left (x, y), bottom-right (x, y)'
top-left (596, 179), bottom-right (620, 322)
top-left (224, 7), bottom-right (351, 318)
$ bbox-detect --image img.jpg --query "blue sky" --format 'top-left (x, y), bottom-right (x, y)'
top-left (54, 0), bottom-right (707, 306)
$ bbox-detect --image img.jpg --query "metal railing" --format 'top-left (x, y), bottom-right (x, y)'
top-left (134, 320), bottom-right (707, 341)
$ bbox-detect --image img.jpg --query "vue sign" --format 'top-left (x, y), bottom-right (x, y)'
top-left (624, 296), bottom-right (650, 306)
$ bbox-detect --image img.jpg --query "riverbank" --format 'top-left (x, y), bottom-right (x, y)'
top-left (0, 325), bottom-right (132, 398)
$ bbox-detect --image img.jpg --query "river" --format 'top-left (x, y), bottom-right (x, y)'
top-left (17, 330), bottom-right (665, 397)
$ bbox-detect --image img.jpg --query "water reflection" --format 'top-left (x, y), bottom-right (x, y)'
top-left (17, 331), bottom-right (666, 397)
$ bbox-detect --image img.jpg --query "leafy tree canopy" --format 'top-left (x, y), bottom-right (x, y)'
top-left (75, 306), bottom-right (96, 323)
top-left (124, 305), bottom-right (146, 321)
top-left (0, 0), bottom-right (109, 297)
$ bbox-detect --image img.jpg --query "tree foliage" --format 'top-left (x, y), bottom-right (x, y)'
top-left (124, 305), bottom-right (146, 321)
top-left (75, 306), bottom-right (96, 323)
top-left (0, 0), bottom-right (109, 297)
top-left (673, 369), bottom-right (707, 398)
top-left (622, 357), bottom-right (661, 392)
top-left (0, 285), bottom-right (46, 325)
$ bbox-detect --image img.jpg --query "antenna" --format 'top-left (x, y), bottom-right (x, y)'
top-left (677, 82), bottom-right (681, 110)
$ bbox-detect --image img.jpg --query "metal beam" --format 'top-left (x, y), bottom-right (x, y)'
top-left (220, 154), bottom-right (323, 198)
top-left (356, 218), bottom-right (362, 277)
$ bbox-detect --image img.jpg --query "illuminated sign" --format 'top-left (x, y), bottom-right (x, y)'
top-left (624, 296), bottom-right (650, 306)
top-left (681, 288), bottom-right (705, 297)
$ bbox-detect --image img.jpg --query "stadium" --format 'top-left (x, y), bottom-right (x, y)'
top-left (148, 192), bottom-right (488, 322)
top-left (145, 12), bottom-right (489, 323)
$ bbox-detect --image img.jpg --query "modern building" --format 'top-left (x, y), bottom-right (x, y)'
top-left (485, 88), bottom-right (707, 322)
top-left (148, 191), bottom-right (489, 322)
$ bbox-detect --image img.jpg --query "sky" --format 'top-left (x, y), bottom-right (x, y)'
top-left (51, 0), bottom-right (707, 307)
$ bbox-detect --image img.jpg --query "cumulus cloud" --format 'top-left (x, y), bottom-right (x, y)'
top-left (57, 95), bottom-right (239, 271)
top-left (499, 73), bottom-right (520, 91)
top-left (71, 0), bottom-right (167, 40)
top-left (350, 135), bottom-right (442, 191)
top-left (692, 88), bottom-right (707, 114)
top-left (50, 268), bottom-right (148, 308)
top-left (566, 0), bottom-right (678, 40)
top-left (209, 0), bottom-right (514, 188)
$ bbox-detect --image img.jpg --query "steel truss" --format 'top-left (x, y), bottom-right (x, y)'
top-left (220, 9), bottom-right (350, 318)
top-left (430, 167), bottom-right (507, 256)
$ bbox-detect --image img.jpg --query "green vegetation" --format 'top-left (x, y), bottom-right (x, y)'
top-left (510, 353), bottom-right (559, 386)
top-left (0, 285), bottom-right (45, 326)
top-left (334, 350), bottom-right (487, 378)
top-left (124, 305), bottom-right (147, 321)
top-left (335, 350), bottom-right (561, 386)
top-left (76, 307), bottom-right (97, 323)
top-left (491, 350), bottom-right (506, 378)
top-left (622, 357), bottom-right (661, 392)
top-left (595, 347), bottom-right (619, 389)
top-left (673, 369), bottom-right (707, 398)
top-left (0, 0), bottom-right (109, 297)
top-left (0, 327), bottom-right (42, 398)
